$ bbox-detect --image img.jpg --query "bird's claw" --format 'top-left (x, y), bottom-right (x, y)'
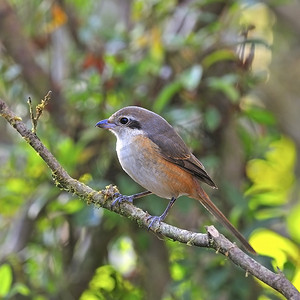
top-left (147, 215), bottom-right (163, 230)
top-left (111, 193), bottom-right (134, 208)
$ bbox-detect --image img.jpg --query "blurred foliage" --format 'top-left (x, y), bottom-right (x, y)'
top-left (80, 265), bottom-right (143, 300)
top-left (246, 136), bottom-right (296, 211)
top-left (0, 0), bottom-right (299, 299)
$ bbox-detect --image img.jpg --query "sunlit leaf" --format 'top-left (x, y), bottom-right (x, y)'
top-left (171, 262), bottom-right (186, 281)
top-left (80, 291), bottom-right (100, 300)
top-left (287, 201), bottom-right (300, 244)
top-left (250, 229), bottom-right (300, 294)
top-left (246, 136), bottom-right (296, 210)
top-left (91, 266), bottom-right (116, 292)
top-left (79, 173), bottom-right (93, 184)
top-left (150, 27), bottom-right (164, 62)
top-left (292, 268), bottom-right (300, 296)
top-left (0, 264), bottom-right (12, 296)
top-left (80, 265), bottom-right (143, 300)
top-left (250, 229), bottom-right (299, 270)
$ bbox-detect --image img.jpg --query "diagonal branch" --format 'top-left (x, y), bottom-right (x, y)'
top-left (0, 98), bottom-right (299, 300)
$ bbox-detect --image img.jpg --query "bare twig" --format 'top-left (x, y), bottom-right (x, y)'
top-left (0, 98), bottom-right (299, 300)
top-left (28, 91), bottom-right (52, 133)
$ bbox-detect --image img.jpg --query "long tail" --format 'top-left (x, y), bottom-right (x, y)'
top-left (195, 185), bottom-right (256, 254)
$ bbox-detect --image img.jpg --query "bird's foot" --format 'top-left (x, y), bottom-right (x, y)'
top-left (147, 215), bottom-right (164, 230)
top-left (111, 193), bottom-right (134, 207)
top-left (146, 197), bottom-right (176, 230)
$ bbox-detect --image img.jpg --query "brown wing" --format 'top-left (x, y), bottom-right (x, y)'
top-left (164, 153), bottom-right (217, 188)
top-left (147, 125), bottom-right (217, 189)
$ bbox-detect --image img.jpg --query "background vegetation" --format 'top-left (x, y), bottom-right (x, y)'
top-left (0, 0), bottom-right (299, 299)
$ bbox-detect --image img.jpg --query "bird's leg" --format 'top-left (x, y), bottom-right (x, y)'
top-left (147, 197), bottom-right (177, 229)
top-left (111, 190), bottom-right (152, 207)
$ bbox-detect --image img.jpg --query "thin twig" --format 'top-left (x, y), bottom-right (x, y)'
top-left (27, 91), bottom-right (52, 133)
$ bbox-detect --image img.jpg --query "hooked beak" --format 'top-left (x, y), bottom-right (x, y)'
top-left (95, 119), bottom-right (116, 129)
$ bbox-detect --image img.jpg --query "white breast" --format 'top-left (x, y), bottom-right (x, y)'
top-left (115, 133), bottom-right (175, 199)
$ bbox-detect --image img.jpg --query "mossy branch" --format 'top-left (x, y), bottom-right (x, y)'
top-left (0, 96), bottom-right (299, 300)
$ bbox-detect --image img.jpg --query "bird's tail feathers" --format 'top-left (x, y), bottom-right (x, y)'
top-left (195, 185), bottom-right (256, 254)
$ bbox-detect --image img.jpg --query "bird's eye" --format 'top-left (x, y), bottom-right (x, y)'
top-left (120, 117), bottom-right (129, 124)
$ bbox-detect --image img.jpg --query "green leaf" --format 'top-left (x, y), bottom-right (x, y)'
top-left (204, 106), bottom-right (221, 131)
top-left (246, 136), bottom-right (296, 210)
top-left (153, 65), bottom-right (203, 112)
top-left (10, 283), bottom-right (31, 297)
top-left (244, 107), bottom-right (276, 125)
top-left (287, 202), bottom-right (300, 244)
top-left (203, 49), bottom-right (236, 68)
top-left (249, 229), bottom-right (299, 271)
top-left (250, 229), bottom-right (300, 298)
top-left (171, 262), bottom-right (186, 281)
top-left (0, 264), bottom-right (13, 296)
top-left (153, 80), bottom-right (182, 112)
top-left (207, 75), bottom-right (240, 102)
top-left (179, 65), bottom-right (203, 91)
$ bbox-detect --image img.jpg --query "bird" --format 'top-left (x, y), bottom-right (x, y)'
top-left (96, 106), bottom-right (255, 254)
